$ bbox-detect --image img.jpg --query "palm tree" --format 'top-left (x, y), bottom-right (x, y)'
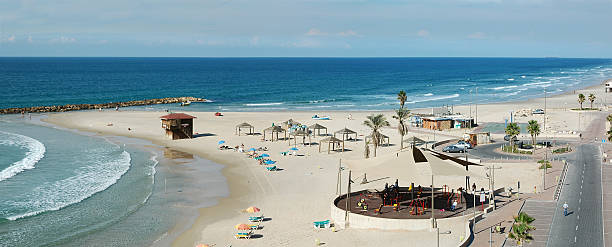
top-left (607, 114), bottom-right (612, 124)
top-left (527, 120), bottom-right (540, 150)
top-left (505, 122), bottom-right (521, 148)
top-left (578, 94), bottom-right (585, 110)
top-left (508, 212), bottom-right (536, 246)
top-left (397, 90), bottom-right (407, 109)
top-left (588, 93), bottom-right (596, 109)
top-left (393, 108), bottom-right (410, 150)
top-left (363, 114), bottom-right (390, 157)
top-left (607, 127), bottom-right (612, 142)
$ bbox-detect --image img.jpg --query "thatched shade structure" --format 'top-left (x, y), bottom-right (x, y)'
top-left (282, 119), bottom-right (301, 130)
top-left (290, 129), bottom-right (312, 146)
top-left (235, 122), bottom-right (255, 136)
top-left (365, 133), bottom-right (390, 147)
top-left (308, 123), bottom-right (328, 136)
top-left (263, 125), bottom-right (286, 141)
top-left (334, 128), bottom-right (357, 141)
top-left (319, 136), bottom-right (344, 154)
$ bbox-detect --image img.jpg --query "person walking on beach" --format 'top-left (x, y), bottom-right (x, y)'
top-left (563, 202), bottom-right (569, 216)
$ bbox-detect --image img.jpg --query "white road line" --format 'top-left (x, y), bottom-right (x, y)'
top-left (575, 236), bottom-right (578, 242)
top-left (578, 215), bottom-right (580, 220)
top-left (576, 225), bottom-right (579, 231)
top-left (579, 198), bottom-right (582, 203)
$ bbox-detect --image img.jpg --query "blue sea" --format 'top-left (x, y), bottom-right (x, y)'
top-left (1, 57), bottom-right (612, 246)
top-left (2, 57), bottom-right (612, 111)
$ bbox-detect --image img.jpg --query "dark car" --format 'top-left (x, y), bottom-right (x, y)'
top-left (443, 145), bottom-right (466, 153)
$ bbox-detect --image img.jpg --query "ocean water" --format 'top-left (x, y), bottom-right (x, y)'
top-left (0, 116), bottom-right (228, 246)
top-left (1, 57), bottom-right (612, 112)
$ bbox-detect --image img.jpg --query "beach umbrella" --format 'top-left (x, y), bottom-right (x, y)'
top-left (195, 244), bottom-right (210, 247)
top-left (245, 206), bottom-right (261, 213)
top-left (265, 160), bottom-right (276, 165)
top-left (261, 153), bottom-right (270, 157)
top-left (235, 224), bottom-right (250, 230)
top-left (254, 156), bottom-right (263, 160)
top-left (218, 140), bottom-right (225, 145)
top-left (290, 147), bottom-right (299, 151)
top-left (248, 148), bottom-right (256, 151)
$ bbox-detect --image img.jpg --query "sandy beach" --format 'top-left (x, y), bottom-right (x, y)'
top-left (43, 82), bottom-right (608, 247)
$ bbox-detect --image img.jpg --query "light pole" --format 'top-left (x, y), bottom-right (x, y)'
top-left (437, 229), bottom-right (452, 247)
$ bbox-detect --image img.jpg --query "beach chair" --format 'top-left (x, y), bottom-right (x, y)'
top-left (313, 220), bottom-right (331, 228)
top-left (249, 223), bottom-right (260, 230)
top-left (266, 166), bottom-right (277, 171)
top-left (249, 215), bottom-right (264, 222)
top-left (234, 231), bottom-right (252, 239)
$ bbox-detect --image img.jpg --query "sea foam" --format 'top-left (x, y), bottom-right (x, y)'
top-left (5, 150), bottom-right (131, 220)
top-left (0, 131), bottom-right (46, 182)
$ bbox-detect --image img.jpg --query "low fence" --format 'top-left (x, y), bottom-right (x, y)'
top-left (553, 160), bottom-right (569, 201)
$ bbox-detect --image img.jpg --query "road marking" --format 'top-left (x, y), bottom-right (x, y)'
top-left (579, 198), bottom-right (582, 203)
top-left (575, 236), bottom-right (578, 242)
top-left (577, 225), bottom-right (579, 231)
top-left (578, 215), bottom-right (580, 220)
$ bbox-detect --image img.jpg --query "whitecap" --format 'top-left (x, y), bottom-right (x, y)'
top-left (507, 78), bottom-right (515, 81)
top-left (0, 131), bottom-right (46, 182)
top-left (490, 85), bottom-right (518, 91)
top-left (423, 93), bottom-right (434, 96)
top-left (243, 102), bottom-right (284, 106)
top-left (5, 150), bottom-right (131, 220)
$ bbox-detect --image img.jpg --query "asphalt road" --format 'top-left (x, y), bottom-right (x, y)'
top-left (547, 143), bottom-right (603, 247)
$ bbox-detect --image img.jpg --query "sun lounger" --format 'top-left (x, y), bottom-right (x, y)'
top-left (249, 215), bottom-right (264, 222)
top-left (266, 166), bottom-right (277, 171)
top-left (313, 220), bottom-right (331, 228)
top-left (234, 231), bottom-right (253, 239)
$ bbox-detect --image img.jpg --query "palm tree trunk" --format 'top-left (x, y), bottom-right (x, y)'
top-left (400, 134), bottom-right (404, 150)
top-left (374, 143), bottom-right (378, 157)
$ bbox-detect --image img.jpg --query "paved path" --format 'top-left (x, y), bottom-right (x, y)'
top-left (505, 200), bottom-right (555, 247)
top-left (547, 113), bottom-right (605, 247)
top-left (602, 161), bottom-right (612, 247)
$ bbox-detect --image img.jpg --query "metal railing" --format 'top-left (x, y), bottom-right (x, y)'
top-left (554, 160), bottom-right (568, 201)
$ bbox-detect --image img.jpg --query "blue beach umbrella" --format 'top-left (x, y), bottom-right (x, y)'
top-left (254, 156), bottom-right (263, 160)
top-left (289, 147), bottom-right (299, 151)
top-left (248, 148), bottom-right (256, 151)
top-left (218, 140), bottom-right (225, 145)
top-left (265, 160), bottom-right (276, 165)
top-left (261, 154), bottom-right (270, 157)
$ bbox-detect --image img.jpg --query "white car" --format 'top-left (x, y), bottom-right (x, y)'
top-left (454, 141), bottom-right (472, 149)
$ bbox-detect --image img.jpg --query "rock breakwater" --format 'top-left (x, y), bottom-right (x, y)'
top-left (1, 97), bottom-right (207, 114)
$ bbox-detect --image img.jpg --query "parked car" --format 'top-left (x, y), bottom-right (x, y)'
top-left (456, 141), bottom-right (472, 149)
top-left (532, 109), bottom-right (545, 114)
top-left (443, 145), bottom-right (466, 153)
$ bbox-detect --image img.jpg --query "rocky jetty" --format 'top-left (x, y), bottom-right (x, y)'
top-left (1, 97), bottom-right (207, 114)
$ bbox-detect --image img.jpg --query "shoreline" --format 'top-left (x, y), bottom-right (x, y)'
top-left (40, 80), bottom-right (608, 246)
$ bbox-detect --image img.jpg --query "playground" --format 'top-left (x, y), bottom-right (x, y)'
top-left (334, 183), bottom-right (490, 220)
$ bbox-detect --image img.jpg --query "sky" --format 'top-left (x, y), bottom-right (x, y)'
top-left (0, 0), bottom-right (611, 57)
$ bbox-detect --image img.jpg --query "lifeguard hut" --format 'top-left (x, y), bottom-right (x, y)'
top-left (160, 113), bottom-right (196, 140)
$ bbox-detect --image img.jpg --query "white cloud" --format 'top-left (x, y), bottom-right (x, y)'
top-left (250, 36), bottom-right (260, 45)
top-left (417, 30), bottom-right (430, 37)
top-left (50, 36), bottom-right (76, 43)
top-left (305, 28), bottom-right (326, 36)
top-left (337, 30), bottom-right (358, 37)
top-left (468, 32), bottom-right (486, 39)
top-left (284, 39), bottom-right (320, 48)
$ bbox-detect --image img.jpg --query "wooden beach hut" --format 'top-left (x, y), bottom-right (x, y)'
top-left (365, 133), bottom-right (390, 147)
top-left (282, 119), bottom-right (301, 130)
top-left (290, 129), bottom-right (312, 146)
top-left (160, 113), bottom-right (196, 140)
top-left (263, 125), bottom-right (286, 141)
top-left (309, 123), bottom-right (328, 136)
top-left (235, 122), bottom-right (255, 135)
top-left (422, 117), bottom-right (452, 131)
top-left (319, 136), bottom-right (344, 153)
top-left (334, 128), bottom-right (357, 141)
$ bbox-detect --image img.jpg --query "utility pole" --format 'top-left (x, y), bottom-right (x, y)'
top-left (431, 175), bottom-right (435, 227)
top-left (336, 159), bottom-right (342, 195)
top-left (544, 89), bottom-right (547, 133)
top-left (345, 170), bottom-right (352, 228)
top-left (475, 87), bottom-right (478, 126)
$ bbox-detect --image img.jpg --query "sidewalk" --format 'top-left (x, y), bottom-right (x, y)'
top-left (470, 160), bottom-right (559, 247)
